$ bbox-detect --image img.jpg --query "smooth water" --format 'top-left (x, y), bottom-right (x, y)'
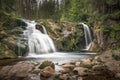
top-left (20, 20), bottom-right (95, 65)
top-left (26, 52), bottom-right (96, 64)
top-left (23, 20), bottom-right (56, 55)
top-left (78, 23), bottom-right (92, 50)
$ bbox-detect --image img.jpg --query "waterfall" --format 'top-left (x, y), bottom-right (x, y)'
top-left (23, 20), bottom-right (56, 56)
top-left (78, 23), bottom-right (92, 50)
top-left (36, 0), bottom-right (42, 8)
top-left (36, 0), bottom-right (63, 7)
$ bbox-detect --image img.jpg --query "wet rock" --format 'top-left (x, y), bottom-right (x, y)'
top-left (39, 60), bottom-right (55, 69)
top-left (62, 63), bottom-right (75, 70)
top-left (78, 77), bottom-right (83, 80)
top-left (73, 67), bottom-right (88, 76)
top-left (33, 68), bottom-right (41, 74)
top-left (25, 73), bottom-right (40, 80)
top-left (0, 66), bottom-right (12, 79)
top-left (81, 59), bottom-right (92, 68)
top-left (40, 66), bottom-right (55, 80)
top-left (0, 61), bottom-right (34, 80)
top-left (58, 74), bottom-right (69, 80)
top-left (59, 67), bottom-right (71, 74)
top-left (75, 61), bottom-right (81, 67)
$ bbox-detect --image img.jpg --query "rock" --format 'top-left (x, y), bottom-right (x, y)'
top-left (112, 53), bottom-right (120, 60)
top-left (73, 67), bottom-right (88, 76)
top-left (36, 23), bottom-right (45, 33)
top-left (58, 74), bottom-right (69, 80)
top-left (39, 61), bottom-right (55, 69)
top-left (40, 66), bottom-right (55, 79)
top-left (0, 61), bottom-right (34, 80)
top-left (62, 63), bottom-right (75, 70)
top-left (115, 73), bottom-right (120, 79)
top-left (0, 30), bottom-right (7, 38)
top-left (81, 59), bottom-right (92, 68)
top-left (91, 60), bottom-right (100, 65)
top-left (99, 52), bottom-right (113, 62)
top-left (75, 61), bottom-right (81, 67)
top-left (12, 62), bottom-right (34, 78)
top-left (2, 37), bottom-right (17, 51)
top-left (92, 64), bottom-right (106, 71)
top-left (0, 66), bottom-right (12, 79)
top-left (78, 77), bottom-right (83, 80)
top-left (105, 61), bottom-right (120, 73)
top-left (59, 67), bottom-right (71, 74)
top-left (25, 73), bottom-right (40, 80)
top-left (33, 68), bottom-right (41, 74)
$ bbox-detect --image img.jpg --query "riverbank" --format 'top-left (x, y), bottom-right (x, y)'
top-left (0, 51), bottom-right (120, 80)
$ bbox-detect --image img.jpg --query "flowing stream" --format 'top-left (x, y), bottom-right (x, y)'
top-left (23, 20), bottom-right (56, 56)
top-left (78, 23), bottom-right (92, 50)
top-left (20, 19), bottom-right (95, 64)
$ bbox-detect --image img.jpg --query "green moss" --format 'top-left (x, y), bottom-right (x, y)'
top-left (110, 47), bottom-right (120, 53)
top-left (39, 60), bottom-right (55, 69)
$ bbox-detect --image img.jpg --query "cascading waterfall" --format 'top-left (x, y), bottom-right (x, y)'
top-left (78, 23), bottom-right (92, 50)
top-left (23, 20), bottom-right (56, 56)
top-left (36, 0), bottom-right (63, 7)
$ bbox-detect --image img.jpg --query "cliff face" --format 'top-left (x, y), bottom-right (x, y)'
top-left (90, 20), bottom-right (120, 52)
top-left (37, 20), bottom-right (86, 51)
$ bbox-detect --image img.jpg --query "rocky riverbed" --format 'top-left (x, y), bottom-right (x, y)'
top-left (0, 51), bottom-right (120, 80)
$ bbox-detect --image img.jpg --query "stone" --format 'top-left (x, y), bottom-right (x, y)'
top-left (0, 66), bottom-right (12, 79)
top-left (115, 73), bottom-right (120, 79)
top-left (99, 52), bottom-right (113, 62)
top-left (91, 60), bottom-right (100, 65)
top-left (58, 74), bottom-right (69, 80)
top-left (40, 66), bottom-right (55, 79)
top-left (105, 61), bottom-right (120, 73)
top-left (112, 53), bottom-right (120, 60)
top-left (73, 67), bottom-right (88, 76)
top-left (39, 61), bottom-right (55, 69)
top-left (0, 61), bottom-right (34, 80)
top-left (92, 65), bottom-right (106, 71)
top-left (75, 62), bottom-right (81, 67)
top-left (81, 59), bottom-right (92, 68)
top-left (25, 73), bottom-right (40, 80)
top-left (33, 68), bottom-right (41, 74)
top-left (78, 77), bottom-right (83, 80)
top-left (62, 63), bottom-right (75, 69)
top-left (59, 67), bottom-right (71, 74)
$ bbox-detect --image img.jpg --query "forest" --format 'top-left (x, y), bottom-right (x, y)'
top-left (0, 0), bottom-right (120, 80)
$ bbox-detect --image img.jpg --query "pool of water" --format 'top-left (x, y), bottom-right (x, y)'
top-left (26, 52), bottom-right (96, 64)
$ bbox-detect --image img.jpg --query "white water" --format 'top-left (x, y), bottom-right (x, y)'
top-left (23, 20), bottom-right (56, 56)
top-left (36, 0), bottom-right (63, 8)
top-left (78, 23), bottom-right (92, 50)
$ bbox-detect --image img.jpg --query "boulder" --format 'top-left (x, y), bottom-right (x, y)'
top-left (80, 58), bottom-right (92, 68)
top-left (24, 73), bottom-right (40, 80)
top-left (73, 67), bottom-right (88, 76)
top-left (62, 63), bottom-right (75, 70)
top-left (39, 61), bottom-right (55, 69)
top-left (105, 61), bottom-right (120, 73)
top-left (92, 64), bottom-right (107, 71)
top-left (40, 66), bottom-right (55, 80)
top-left (0, 61), bottom-right (34, 80)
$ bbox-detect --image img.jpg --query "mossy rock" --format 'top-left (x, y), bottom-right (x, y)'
top-left (39, 61), bottom-right (55, 69)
